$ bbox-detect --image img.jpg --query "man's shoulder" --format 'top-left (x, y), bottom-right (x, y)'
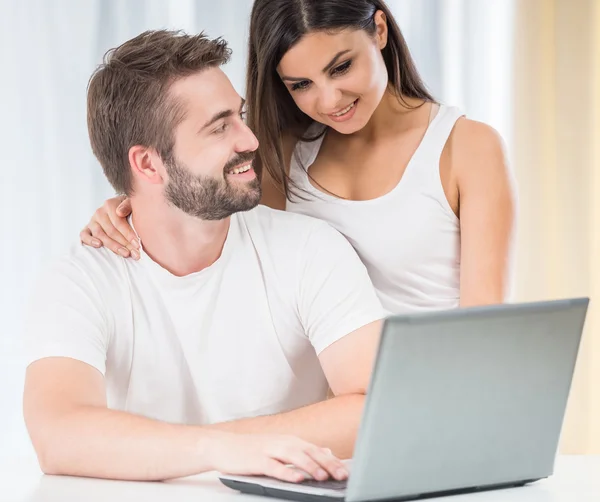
top-left (239, 205), bottom-right (336, 240)
top-left (43, 241), bottom-right (128, 289)
top-left (236, 206), bottom-right (356, 270)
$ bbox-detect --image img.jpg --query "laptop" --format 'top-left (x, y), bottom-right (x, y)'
top-left (219, 298), bottom-right (589, 502)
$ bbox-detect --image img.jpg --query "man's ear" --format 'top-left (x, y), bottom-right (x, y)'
top-left (129, 145), bottom-right (165, 186)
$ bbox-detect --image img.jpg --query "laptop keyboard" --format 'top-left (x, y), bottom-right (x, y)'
top-left (300, 479), bottom-right (348, 491)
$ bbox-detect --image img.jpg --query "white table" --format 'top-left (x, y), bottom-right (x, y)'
top-left (2, 456), bottom-right (598, 502)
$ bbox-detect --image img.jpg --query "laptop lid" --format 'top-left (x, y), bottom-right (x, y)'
top-left (346, 298), bottom-right (588, 502)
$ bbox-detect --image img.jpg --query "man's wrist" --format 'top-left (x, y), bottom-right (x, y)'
top-left (193, 428), bottom-right (230, 472)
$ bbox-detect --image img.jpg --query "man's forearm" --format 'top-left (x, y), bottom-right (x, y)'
top-left (34, 394), bottom-right (364, 479)
top-left (209, 394), bottom-right (365, 459)
top-left (36, 405), bottom-right (218, 481)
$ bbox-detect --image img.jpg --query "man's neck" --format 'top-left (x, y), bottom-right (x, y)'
top-left (130, 197), bottom-right (231, 277)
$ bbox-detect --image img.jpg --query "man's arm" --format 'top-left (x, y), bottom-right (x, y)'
top-left (24, 357), bottom-right (347, 482)
top-left (208, 320), bottom-right (382, 459)
top-left (24, 357), bottom-right (214, 480)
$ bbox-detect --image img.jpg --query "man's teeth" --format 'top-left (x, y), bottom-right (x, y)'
top-left (333, 101), bottom-right (356, 117)
top-left (228, 164), bottom-right (252, 175)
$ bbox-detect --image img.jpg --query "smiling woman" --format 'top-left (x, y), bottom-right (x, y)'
top-left (278, 48), bottom-right (360, 123)
top-left (245, 0), bottom-right (515, 313)
top-left (249, 1), bottom-right (433, 194)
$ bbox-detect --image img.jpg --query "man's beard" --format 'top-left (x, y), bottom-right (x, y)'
top-left (164, 152), bottom-right (261, 221)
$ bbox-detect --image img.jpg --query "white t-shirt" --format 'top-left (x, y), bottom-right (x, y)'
top-left (287, 106), bottom-right (464, 314)
top-left (24, 206), bottom-right (384, 425)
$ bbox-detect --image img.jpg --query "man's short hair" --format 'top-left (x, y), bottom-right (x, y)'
top-left (87, 30), bottom-right (231, 195)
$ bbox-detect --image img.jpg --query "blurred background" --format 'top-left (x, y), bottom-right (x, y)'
top-left (0, 0), bottom-right (598, 465)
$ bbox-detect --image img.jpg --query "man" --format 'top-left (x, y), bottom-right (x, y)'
top-left (23, 30), bottom-right (384, 482)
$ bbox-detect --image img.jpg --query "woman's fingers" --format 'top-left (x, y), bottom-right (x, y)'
top-left (80, 227), bottom-right (102, 248)
top-left (88, 222), bottom-right (131, 257)
top-left (115, 197), bottom-right (133, 218)
top-left (94, 211), bottom-right (140, 259)
top-left (108, 216), bottom-right (139, 254)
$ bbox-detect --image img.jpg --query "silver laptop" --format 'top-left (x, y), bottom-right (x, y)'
top-left (219, 298), bottom-right (589, 502)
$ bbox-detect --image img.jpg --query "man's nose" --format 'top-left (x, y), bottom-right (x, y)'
top-left (236, 120), bottom-right (259, 152)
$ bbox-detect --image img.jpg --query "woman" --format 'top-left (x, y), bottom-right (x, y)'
top-left (81, 0), bottom-right (515, 313)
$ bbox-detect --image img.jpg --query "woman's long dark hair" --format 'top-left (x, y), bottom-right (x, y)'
top-left (246, 0), bottom-right (434, 200)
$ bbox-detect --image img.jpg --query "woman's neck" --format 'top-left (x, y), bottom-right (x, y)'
top-left (343, 89), bottom-right (429, 143)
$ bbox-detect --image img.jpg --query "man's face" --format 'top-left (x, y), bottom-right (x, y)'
top-left (163, 68), bottom-right (261, 220)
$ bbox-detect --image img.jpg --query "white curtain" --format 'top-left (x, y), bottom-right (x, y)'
top-left (0, 0), bottom-right (515, 464)
top-left (393, 0), bottom-right (516, 153)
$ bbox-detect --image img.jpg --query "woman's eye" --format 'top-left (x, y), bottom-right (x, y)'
top-left (240, 110), bottom-right (248, 121)
top-left (332, 60), bottom-right (352, 76)
top-left (291, 80), bottom-right (311, 92)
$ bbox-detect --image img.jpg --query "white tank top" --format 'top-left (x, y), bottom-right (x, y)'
top-left (286, 104), bottom-right (464, 314)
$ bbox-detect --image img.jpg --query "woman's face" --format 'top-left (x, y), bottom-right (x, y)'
top-left (277, 11), bottom-right (390, 134)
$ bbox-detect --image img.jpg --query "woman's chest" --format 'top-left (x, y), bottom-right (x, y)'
top-left (306, 129), bottom-right (427, 201)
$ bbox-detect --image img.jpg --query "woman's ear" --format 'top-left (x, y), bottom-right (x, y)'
top-left (374, 10), bottom-right (388, 50)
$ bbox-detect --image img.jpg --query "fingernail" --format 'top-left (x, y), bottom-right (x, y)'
top-left (131, 239), bottom-right (140, 249)
top-left (91, 238), bottom-right (102, 248)
top-left (336, 468), bottom-right (348, 479)
top-left (316, 469), bottom-right (328, 480)
top-left (131, 249), bottom-right (140, 260)
top-left (118, 247), bottom-right (129, 257)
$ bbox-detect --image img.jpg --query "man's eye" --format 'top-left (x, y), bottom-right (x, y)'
top-left (214, 123), bottom-right (229, 134)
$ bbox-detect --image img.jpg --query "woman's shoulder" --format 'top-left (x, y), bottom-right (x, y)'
top-left (449, 116), bottom-right (506, 158)
top-left (445, 116), bottom-right (510, 188)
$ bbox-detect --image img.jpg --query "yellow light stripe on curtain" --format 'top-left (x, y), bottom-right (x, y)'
top-left (589, 0), bottom-right (600, 453)
top-left (513, 0), bottom-right (599, 454)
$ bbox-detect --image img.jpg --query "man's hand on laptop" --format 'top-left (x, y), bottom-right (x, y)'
top-left (212, 433), bottom-right (349, 483)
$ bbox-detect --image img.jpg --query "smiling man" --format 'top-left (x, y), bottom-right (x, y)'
top-left (22, 30), bottom-right (383, 482)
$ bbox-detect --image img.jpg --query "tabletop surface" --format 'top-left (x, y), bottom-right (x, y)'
top-left (2, 455), bottom-right (598, 502)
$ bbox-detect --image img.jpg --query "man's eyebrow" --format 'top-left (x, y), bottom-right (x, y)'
top-left (200, 98), bottom-right (246, 131)
top-left (200, 109), bottom-right (234, 131)
top-left (280, 50), bottom-right (352, 82)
